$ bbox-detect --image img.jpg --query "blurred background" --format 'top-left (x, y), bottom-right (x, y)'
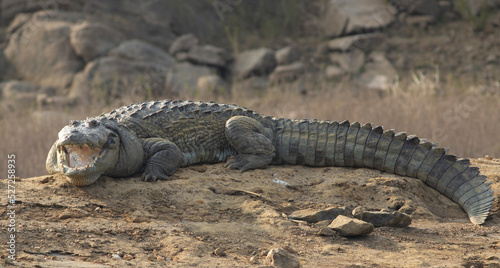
top-left (1, 0), bottom-right (499, 178)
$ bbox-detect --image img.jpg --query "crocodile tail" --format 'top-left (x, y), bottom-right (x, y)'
top-left (274, 118), bottom-right (494, 224)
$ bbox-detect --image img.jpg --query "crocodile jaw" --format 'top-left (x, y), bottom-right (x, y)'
top-left (57, 144), bottom-right (108, 186)
top-left (50, 119), bottom-right (122, 186)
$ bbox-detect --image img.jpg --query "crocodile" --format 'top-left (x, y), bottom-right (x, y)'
top-left (46, 99), bottom-right (494, 225)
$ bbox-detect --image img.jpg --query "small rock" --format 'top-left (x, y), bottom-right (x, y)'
top-left (189, 165), bottom-right (208, 173)
top-left (289, 206), bottom-right (349, 223)
top-left (321, 245), bottom-right (344, 255)
top-left (39, 176), bottom-right (53, 184)
top-left (269, 62), bottom-right (304, 83)
top-left (188, 45), bottom-right (228, 67)
top-left (213, 247), bottom-right (227, 257)
top-left (329, 50), bottom-right (365, 73)
top-left (265, 248), bottom-right (300, 268)
top-left (314, 220), bottom-right (333, 228)
top-left (125, 210), bottom-right (151, 223)
top-left (398, 204), bottom-right (415, 215)
top-left (275, 44), bottom-right (301, 65)
top-left (5, 258), bottom-right (15, 265)
top-left (351, 206), bottom-right (365, 218)
top-left (249, 256), bottom-right (259, 264)
top-left (318, 227), bottom-right (336, 236)
top-left (358, 211), bottom-right (412, 227)
top-left (169, 33), bottom-right (199, 55)
top-left (166, 62), bottom-right (215, 93)
top-left (357, 51), bottom-right (397, 90)
top-left (328, 215), bottom-right (374, 236)
top-left (235, 48), bottom-right (276, 78)
top-left (197, 75), bottom-right (226, 95)
top-left (326, 33), bottom-right (382, 52)
top-left (325, 65), bottom-right (346, 80)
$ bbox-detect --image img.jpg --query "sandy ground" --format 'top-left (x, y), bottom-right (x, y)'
top-left (1, 158), bottom-right (499, 267)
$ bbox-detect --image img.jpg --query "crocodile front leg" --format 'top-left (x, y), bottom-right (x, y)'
top-left (224, 116), bottom-right (275, 172)
top-left (142, 137), bottom-right (184, 181)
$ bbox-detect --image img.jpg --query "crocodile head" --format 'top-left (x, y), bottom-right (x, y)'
top-left (46, 119), bottom-right (122, 186)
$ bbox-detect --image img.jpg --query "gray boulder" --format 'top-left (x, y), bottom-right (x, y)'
top-left (321, 2), bottom-right (348, 38)
top-left (329, 50), bottom-right (365, 74)
top-left (70, 21), bottom-right (125, 62)
top-left (275, 44), bottom-right (301, 65)
top-left (269, 62), bottom-right (304, 83)
top-left (108, 39), bottom-right (175, 68)
top-left (0, 80), bottom-right (40, 99)
top-left (357, 51), bottom-right (398, 90)
top-left (70, 40), bottom-right (175, 102)
top-left (326, 33), bottom-right (382, 52)
top-left (0, 80), bottom-right (54, 106)
top-left (235, 48), bottom-right (276, 79)
top-left (324, 0), bottom-right (396, 35)
top-left (187, 45), bottom-right (229, 67)
top-left (166, 62), bottom-right (217, 94)
top-left (197, 75), bottom-right (226, 95)
top-left (325, 65), bottom-right (346, 80)
top-left (70, 57), bottom-right (172, 102)
top-left (169, 33), bottom-right (199, 55)
top-left (4, 13), bottom-right (83, 89)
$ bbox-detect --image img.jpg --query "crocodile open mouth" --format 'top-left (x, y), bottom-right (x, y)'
top-left (63, 144), bottom-right (103, 169)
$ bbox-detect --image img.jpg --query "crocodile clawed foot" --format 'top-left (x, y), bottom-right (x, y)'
top-left (142, 168), bottom-right (171, 182)
top-left (225, 154), bottom-right (272, 172)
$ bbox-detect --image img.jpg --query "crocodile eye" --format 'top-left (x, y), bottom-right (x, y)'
top-left (104, 135), bottom-right (117, 148)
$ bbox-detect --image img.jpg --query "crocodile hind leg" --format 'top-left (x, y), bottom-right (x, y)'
top-left (224, 116), bottom-right (275, 172)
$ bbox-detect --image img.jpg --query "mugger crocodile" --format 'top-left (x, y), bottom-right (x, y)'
top-left (46, 100), bottom-right (494, 224)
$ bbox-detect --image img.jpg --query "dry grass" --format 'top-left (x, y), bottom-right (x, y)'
top-left (1, 75), bottom-right (499, 178)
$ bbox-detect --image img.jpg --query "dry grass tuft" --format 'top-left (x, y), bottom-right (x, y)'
top-left (1, 75), bottom-right (499, 178)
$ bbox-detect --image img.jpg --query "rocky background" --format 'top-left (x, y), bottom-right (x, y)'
top-left (1, 0), bottom-right (499, 107)
top-left (1, 1), bottom-right (500, 267)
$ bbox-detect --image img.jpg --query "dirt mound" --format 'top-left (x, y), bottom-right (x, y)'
top-left (1, 158), bottom-right (499, 267)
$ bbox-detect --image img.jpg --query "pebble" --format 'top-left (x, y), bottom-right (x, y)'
top-left (357, 211), bottom-right (412, 227)
top-left (328, 215), bottom-right (374, 236)
top-left (213, 247), bottom-right (227, 257)
top-left (289, 206), bottom-right (349, 223)
top-left (265, 248), bottom-right (300, 268)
